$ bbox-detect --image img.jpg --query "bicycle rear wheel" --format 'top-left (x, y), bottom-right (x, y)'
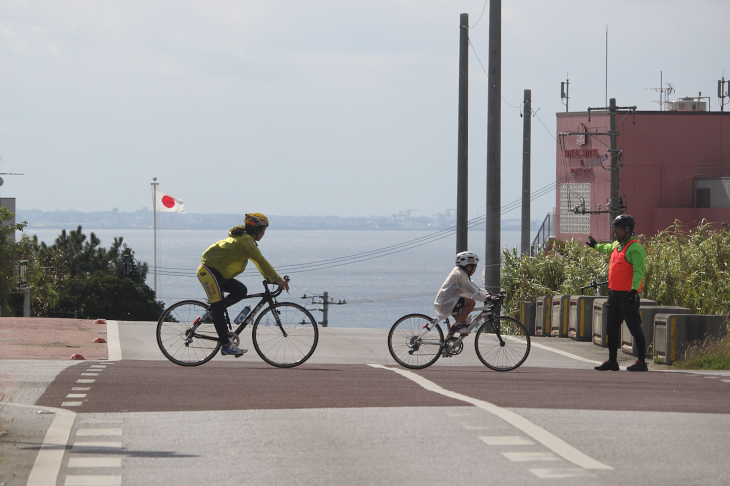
top-left (474, 316), bottom-right (530, 371)
top-left (252, 302), bottom-right (318, 368)
top-left (156, 300), bottom-right (221, 367)
top-left (388, 314), bottom-right (443, 369)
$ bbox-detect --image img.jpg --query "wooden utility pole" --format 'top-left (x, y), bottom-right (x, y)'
top-left (521, 89), bottom-right (531, 255)
top-left (456, 13), bottom-right (469, 253)
top-left (484, 0), bottom-right (501, 293)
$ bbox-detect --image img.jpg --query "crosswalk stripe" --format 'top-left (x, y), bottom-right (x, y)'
top-left (480, 436), bottom-right (535, 446)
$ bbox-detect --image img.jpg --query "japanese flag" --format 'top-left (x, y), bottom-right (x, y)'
top-left (156, 191), bottom-right (186, 213)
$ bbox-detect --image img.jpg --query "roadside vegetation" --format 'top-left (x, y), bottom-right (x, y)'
top-left (500, 220), bottom-right (730, 369)
top-left (0, 208), bottom-right (163, 320)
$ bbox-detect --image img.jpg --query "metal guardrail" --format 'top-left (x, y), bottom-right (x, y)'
top-left (530, 212), bottom-right (555, 256)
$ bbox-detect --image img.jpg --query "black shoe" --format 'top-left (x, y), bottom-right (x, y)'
top-left (626, 360), bottom-right (648, 372)
top-left (594, 360), bottom-right (619, 371)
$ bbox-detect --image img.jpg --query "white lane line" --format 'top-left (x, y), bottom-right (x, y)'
top-left (61, 402), bottom-right (83, 407)
top-left (529, 342), bottom-right (602, 365)
top-left (480, 436), bottom-right (535, 446)
top-left (89, 365), bottom-right (107, 368)
top-left (76, 428), bottom-right (123, 436)
top-left (502, 451), bottom-right (562, 462)
top-left (71, 441), bottom-right (122, 451)
top-left (106, 320), bottom-right (122, 361)
top-left (72, 387), bottom-right (91, 391)
top-left (68, 457), bottom-right (122, 468)
top-left (5, 403), bottom-right (77, 486)
top-left (80, 373), bottom-right (99, 376)
top-left (529, 468), bottom-right (595, 479)
top-left (721, 380), bottom-right (730, 383)
top-left (369, 364), bottom-right (612, 470)
top-left (64, 475), bottom-right (121, 486)
top-left (76, 379), bottom-right (95, 384)
top-left (66, 394), bottom-right (87, 399)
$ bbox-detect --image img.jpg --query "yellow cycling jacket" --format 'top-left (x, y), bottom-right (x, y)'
top-left (201, 228), bottom-right (281, 282)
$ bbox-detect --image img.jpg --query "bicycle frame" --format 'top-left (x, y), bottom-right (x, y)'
top-left (188, 280), bottom-right (286, 344)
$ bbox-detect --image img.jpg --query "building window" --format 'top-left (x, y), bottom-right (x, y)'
top-left (695, 178), bottom-right (730, 208)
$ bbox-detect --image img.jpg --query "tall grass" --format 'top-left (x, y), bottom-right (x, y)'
top-left (501, 220), bottom-right (730, 318)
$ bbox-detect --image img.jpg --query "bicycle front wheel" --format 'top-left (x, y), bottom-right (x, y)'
top-left (156, 300), bottom-right (221, 367)
top-left (474, 316), bottom-right (530, 371)
top-left (252, 302), bottom-right (319, 368)
top-left (388, 314), bottom-right (443, 369)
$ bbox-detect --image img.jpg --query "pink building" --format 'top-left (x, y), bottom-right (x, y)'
top-left (554, 106), bottom-right (730, 242)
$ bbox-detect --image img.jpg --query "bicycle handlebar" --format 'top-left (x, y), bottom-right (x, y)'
top-left (266, 275), bottom-right (290, 298)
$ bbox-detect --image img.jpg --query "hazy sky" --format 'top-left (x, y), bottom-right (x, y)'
top-left (1, 0), bottom-right (728, 219)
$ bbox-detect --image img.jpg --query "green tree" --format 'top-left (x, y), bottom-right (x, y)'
top-left (0, 207), bottom-right (29, 315)
top-left (52, 271), bottom-right (164, 320)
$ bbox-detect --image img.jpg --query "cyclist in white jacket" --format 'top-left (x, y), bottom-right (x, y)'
top-left (434, 251), bottom-right (491, 333)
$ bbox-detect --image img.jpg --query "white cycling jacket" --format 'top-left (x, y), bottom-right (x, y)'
top-left (433, 267), bottom-right (490, 320)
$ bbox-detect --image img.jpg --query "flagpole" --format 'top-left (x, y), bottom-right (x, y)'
top-left (151, 177), bottom-right (158, 296)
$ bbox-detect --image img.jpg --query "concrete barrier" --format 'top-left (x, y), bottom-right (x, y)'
top-left (535, 296), bottom-right (552, 337)
top-left (550, 295), bottom-right (571, 337)
top-left (569, 296), bottom-right (604, 341)
top-left (621, 306), bottom-right (691, 357)
top-left (521, 301), bottom-right (536, 336)
top-left (592, 298), bottom-right (656, 347)
top-left (654, 314), bottom-right (728, 365)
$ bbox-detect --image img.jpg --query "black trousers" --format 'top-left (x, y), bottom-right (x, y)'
top-left (206, 267), bottom-right (248, 344)
top-left (606, 290), bottom-right (645, 362)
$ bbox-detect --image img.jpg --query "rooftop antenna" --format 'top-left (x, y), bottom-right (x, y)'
top-left (605, 25), bottom-right (608, 107)
top-left (561, 74), bottom-right (570, 112)
top-left (719, 73), bottom-right (729, 112)
top-left (0, 156), bottom-right (25, 196)
top-left (645, 72), bottom-right (675, 111)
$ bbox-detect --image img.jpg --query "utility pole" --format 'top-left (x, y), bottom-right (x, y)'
top-left (573, 99), bottom-right (636, 235)
top-left (521, 89), bottom-right (531, 255)
top-left (302, 291), bottom-right (347, 327)
top-left (484, 0), bottom-right (501, 293)
top-left (456, 13), bottom-right (469, 253)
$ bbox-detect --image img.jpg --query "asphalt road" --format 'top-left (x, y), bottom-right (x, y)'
top-left (3, 322), bottom-right (730, 486)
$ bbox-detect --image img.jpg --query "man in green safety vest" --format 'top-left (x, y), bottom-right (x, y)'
top-left (586, 215), bottom-right (648, 371)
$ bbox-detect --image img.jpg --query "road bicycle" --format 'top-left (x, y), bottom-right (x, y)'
top-left (580, 278), bottom-right (608, 296)
top-left (387, 291), bottom-right (530, 371)
top-left (156, 276), bottom-right (318, 368)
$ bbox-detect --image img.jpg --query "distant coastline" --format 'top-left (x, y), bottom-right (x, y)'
top-left (17, 208), bottom-right (542, 232)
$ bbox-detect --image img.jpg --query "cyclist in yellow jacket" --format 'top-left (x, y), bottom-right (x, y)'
top-left (586, 214), bottom-right (648, 371)
top-left (196, 213), bottom-right (289, 357)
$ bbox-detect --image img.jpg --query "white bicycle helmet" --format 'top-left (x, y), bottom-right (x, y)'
top-left (455, 251), bottom-right (479, 267)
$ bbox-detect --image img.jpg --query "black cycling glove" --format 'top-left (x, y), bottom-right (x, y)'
top-left (626, 289), bottom-right (639, 305)
top-left (586, 236), bottom-right (597, 248)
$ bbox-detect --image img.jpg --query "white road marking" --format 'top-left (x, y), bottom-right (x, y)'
top-left (72, 387), bottom-right (91, 391)
top-left (76, 428), bottom-right (123, 436)
top-left (5, 403), bottom-right (77, 486)
top-left (529, 468), bottom-right (595, 479)
top-left (61, 402), bottom-right (83, 407)
top-left (369, 364), bottom-right (612, 470)
top-left (106, 320), bottom-right (122, 361)
top-left (502, 451), bottom-right (561, 462)
top-left (68, 458), bottom-right (122, 468)
top-left (64, 475), bottom-right (121, 486)
top-left (76, 379), bottom-right (95, 384)
top-left (71, 441), bottom-right (123, 451)
top-left (89, 365), bottom-right (107, 368)
top-left (66, 394), bottom-right (87, 399)
top-left (81, 419), bottom-right (123, 424)
top-left (529, 341), bottom-right (603, 365)
top-left (80, 373), bottom-right (99, 376)
top-left (722, 380), bottom-right (730, 383)
top-left (480, 436), bottom-right (535, 446)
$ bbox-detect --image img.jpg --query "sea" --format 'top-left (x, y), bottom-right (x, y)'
top-left (26, 229), bottom-right (532, 329)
